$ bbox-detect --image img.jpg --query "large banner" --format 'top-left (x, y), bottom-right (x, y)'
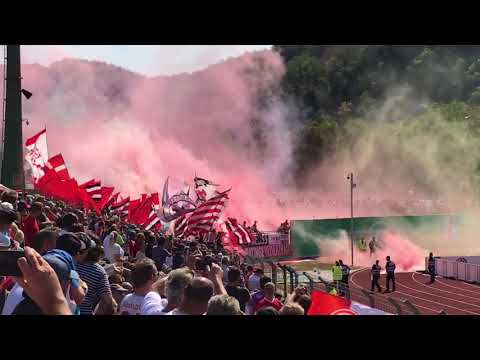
top-left (244, 232), bottom-right (291, 258)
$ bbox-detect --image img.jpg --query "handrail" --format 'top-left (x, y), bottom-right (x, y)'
top-left (284, 265), bottom-right (296, 293)
top-left (268, 260), bottom-right (277, 284)
top-left (302, 272), bottom-right (314, 292)
top-left (386, 297), bottom-right (403, 315)
top-left (403, 299), bottom-right (421, 315)
top-left (277, 263), bottom-right (288, 297)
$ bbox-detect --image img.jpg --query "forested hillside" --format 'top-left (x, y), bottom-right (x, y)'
top-left (273, 45), bottom-right (480, 194)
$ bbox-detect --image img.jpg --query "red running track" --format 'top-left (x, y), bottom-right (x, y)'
top-left (350, 268), bottom-right (480, 315)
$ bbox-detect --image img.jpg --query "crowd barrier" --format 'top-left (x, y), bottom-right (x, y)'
top-left (428, 257), bottom-right (480, 283)
top-left (243, 258), bottom-right (438, 314)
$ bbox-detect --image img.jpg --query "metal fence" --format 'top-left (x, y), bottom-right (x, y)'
top-left (244, 257), bottom-right (447, 315)
top-left (432, 258), bottom-right (480, 283)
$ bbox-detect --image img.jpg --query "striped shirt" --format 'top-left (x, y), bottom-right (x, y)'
top-left (77, 262), bottom-right (111, 315)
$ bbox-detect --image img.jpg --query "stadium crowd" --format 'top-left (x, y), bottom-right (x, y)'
top-left (0, 190), bottom-right (310, 315)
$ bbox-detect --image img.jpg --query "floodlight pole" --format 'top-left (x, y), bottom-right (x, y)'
top-left (347, 173), bottom-right (356, 267)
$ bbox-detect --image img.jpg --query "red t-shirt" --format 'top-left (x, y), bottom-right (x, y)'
top-left (128, 241), bottom-right (140, 258)
top-left (255, 296), bottom-right (283, 313)
top-left (21, 215), bottom-right (39, 248)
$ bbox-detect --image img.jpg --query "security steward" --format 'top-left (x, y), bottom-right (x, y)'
top-left (370, 260), bottom-right (382, 293)
top-left (427, 252), bottom-right (436, 284)
top-left (385, 256), bottom-right (396, 293)
top-left (338, 259), bottom-right (350, 297)
top-left (332, 261), bottom-right (343, 293)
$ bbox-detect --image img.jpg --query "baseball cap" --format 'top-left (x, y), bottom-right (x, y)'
top-left (16, 200), bottom-right (30, 212)
top-left (0, 202), bottom-right (17, 225)
top-left (43, 249), bottom-right (80, 288)
top-left (75, 232), bottom-right (96, 250)
top-left (56, 232), bottom-right (82, 256)
top-left (60, 213), bottom-right (78, 229)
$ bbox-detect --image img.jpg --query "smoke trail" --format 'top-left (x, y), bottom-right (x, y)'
top-left (312, 230), bottom-right (427, 272)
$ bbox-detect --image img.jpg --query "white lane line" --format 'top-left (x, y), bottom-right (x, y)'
top-left (411, 273), bottom-right (480, 302)
top-left (435, 277), bottom-right (480, 294)
top-left (350, 268), bottom-right (439, 314)
top-left (393, 275), bottom-right (480, 314)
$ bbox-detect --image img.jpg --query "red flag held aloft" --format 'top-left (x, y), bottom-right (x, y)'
top-left (307, 290), bottom-right (357, 315)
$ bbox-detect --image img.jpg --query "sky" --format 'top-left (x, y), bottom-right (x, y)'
top-left (21, 45), bottom-right (272, 77)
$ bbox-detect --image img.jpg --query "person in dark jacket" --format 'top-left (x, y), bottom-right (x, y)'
top-left (427, 252), bottom-right (436, 284)
top-left (370, 260), bottom-right (381, 293)
top-left (384, 256), bottom-right (396, 293)
top-left (338, 259), bottom-right (350, 297)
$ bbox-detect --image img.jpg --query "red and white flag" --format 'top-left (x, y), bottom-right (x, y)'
top-left (105, 192), bottom-right (120, 210)
top-left (173, 214), bottom-right (188, 237)
top-left (144, 193), bottom-right (161, 230)
top-left (307, 290), bottom-right (357, 315)
top-left (224, 217), bottom-right (253, 245)
top-left (98, 187), bottom-right (115, 210)
top-left (80, 179), bottom-right (102, 202)
top-left (25, 129), bottom-right (49, 182)
top-left (111, 196), bottom-right (130, 216)
top-left (184, 190), bottom-right (230, 236)
top-left (46, 154), bottom-right (70, 181)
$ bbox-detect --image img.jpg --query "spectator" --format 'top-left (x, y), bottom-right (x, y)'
top-left (76, 244), bottom-right (115, 315)
top-left (225, 266), bottom-right (251, 313)
top-left (172, 245), bottom-right (185, 269)
top-left (256, 306), bottom-right (280, 315)
top-left (151, 236), bottom-right (171, 271)
top-left (31, 202), bottom-right (50, 229)
top-left (0, 202), bottom-right (17, 249)
top-left (221, 256), bottom-right (230, 282)
top-left (32, 228), bottom-right (58, 255)
top-left (248, 268), bottom-right (263, 291)
top-left (1, 190), bottom-right (18, 206)
top-left (12, 249), bottom-right (80, 315)
top-left (128, 232), bottom-right (144, 259)
top-left (11, 247), bottom-right (71, 315)
top-left (167, 277), bottom-right (214, 315)
top-left (119, 259), bottom-right (158, 315)
top-left (133, 234), bottom-right (147, 262)
top-left (294, 294), bottom-right (312, 315)
top-left (255, 282), bottom-right (282, 313)
top-left (55, 232), bottom-right (83, 261)
top-left (103, 231), bottom-right (125, 264)
top-left (17, 201), bottom-right (39, 248)
top-left (59, 213), bottom-right (79, 234)
top-left (245, 275), bottom-right (271, 315)
top-left (279, 303), bottom-right (304, 315)
top-left (141, 267), bottom-right (194, 315)
top-left (111, 284), bottom-right (130, 313)
top-left (251, 221), bottom-right (258, 233)
top-left (207, 295), bottom-right (242, 315)
top-left (108, 273), bottom-right (124, 285)
top-left (146, 232), bottom-right (157, 258)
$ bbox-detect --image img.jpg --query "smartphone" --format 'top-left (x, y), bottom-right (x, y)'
top-left (0, 250), bottom-right (24, 276)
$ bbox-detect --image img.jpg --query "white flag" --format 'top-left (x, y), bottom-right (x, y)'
top-left (25, 129), bottom-right (49, 182)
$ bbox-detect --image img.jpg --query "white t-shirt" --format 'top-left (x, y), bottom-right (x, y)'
top-left (140, 291), bottom-right (168, 315)
top-left (104, 236), bottom-right (124, 263)
top-left (2, 283), bottom-right (24, 315)
top-left (166, 308), bottom-right (189, 315)
top-left (248, 274), bottom-right (261, 291)
top-left (119, 293), bottom-right (146, 315)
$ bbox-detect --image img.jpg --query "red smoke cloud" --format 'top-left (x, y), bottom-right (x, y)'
top-left (8, 49), bottom-right (303, 228)
top-left (317, 231), bottom-right (426, 272)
